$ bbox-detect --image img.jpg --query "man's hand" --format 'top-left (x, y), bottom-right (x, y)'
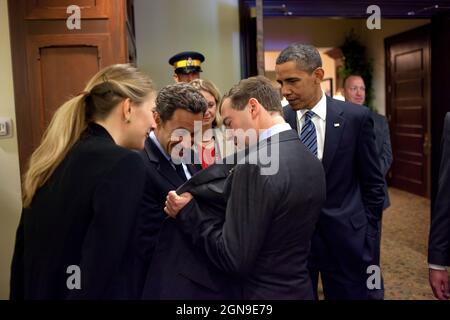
top-left (429, 268), bottom-right (450, 300)
top-left (164, 191), bottom-right (193, 218)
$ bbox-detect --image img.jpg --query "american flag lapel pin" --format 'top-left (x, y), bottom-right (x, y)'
top-left (334, 123), bottom-right (340, 127)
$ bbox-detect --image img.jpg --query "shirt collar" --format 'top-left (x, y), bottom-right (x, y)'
top-left (297, 91), bottom-right (327, 121)
top-left (259, 122), bottom-right (292, 142)
top-left (149, 131), bottom-right (172, 162)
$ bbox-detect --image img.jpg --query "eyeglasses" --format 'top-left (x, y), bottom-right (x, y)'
top-left (346, 86), bottom-right (366, 92)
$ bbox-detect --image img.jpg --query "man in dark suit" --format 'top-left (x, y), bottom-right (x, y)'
top-left (142, 163), bottom-right (239, 299)
top-left (275, 43), bottom-right (385, 300)
top-left (343, 75), bottom-right (393, 300)
top-left (343, 74), bottom-right (393, 210)
top-left (165, 76), bottom-right (326, 299)
top-left (428, 112), bottom-right (450, 300)
top-left (137, 83), bottom-right (206, 293)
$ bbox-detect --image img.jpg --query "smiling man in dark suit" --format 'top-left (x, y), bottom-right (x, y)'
top-left (275, 43), bottom-right (385, 300)
top-left (136, 83), bottom-right (206, 293)
top-left (165, 76), bottom-right (326, 300)
top-left (428, 112), bottom-right (450, 300)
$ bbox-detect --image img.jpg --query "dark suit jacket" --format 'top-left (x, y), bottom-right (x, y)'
top-left (371, 112), bottom-right (393, 210)
top-left (137, 136), bottom-right (201, 291)
top-left (175, 129), bottom-right (326, 299)
top-left (428, 112), bottom-right (450, 266)
top-left (284, 97), bottom-right (385, 279)
top-left (142, 164), bottom-right (240, 299)
top-left (10, 123), bottom-right (147, 300)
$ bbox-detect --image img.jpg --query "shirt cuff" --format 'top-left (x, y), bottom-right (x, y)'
top-left (429, 264), bottom-right (447, 271)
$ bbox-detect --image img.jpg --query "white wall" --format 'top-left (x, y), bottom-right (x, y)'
top-left (0, 0), bottom-right (23, 299)
top-left (134, 0), bottom-right (241, 95)
top-left (263, 17), bottom-right (430, 114)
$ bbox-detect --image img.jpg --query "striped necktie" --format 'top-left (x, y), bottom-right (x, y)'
top-left (300, 110), bottom-right (318, 157)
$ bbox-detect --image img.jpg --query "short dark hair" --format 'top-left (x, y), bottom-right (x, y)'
top-left (155, 83), bottom-right (207, 122)
top-left (276, 43), bottom-right (322, 74)
top-left (221, 76), bottom-right (282, 113)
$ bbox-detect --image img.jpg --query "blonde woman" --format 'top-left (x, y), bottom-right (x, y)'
top-left (10, 64), bottom-right (156, 299)
top-left (190, 79), bottom-right (234, 168)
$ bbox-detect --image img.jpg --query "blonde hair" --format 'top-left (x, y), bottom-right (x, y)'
top-left (190, 79), bottom-right (222, 127)
top-left (22, 64), bottom-right (155, 207)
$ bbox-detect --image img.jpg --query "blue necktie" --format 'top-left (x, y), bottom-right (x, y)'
top-left (300, 110), bottom-right (318, 157)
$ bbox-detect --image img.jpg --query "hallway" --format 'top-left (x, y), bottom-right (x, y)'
top-left (381, 188), bottom-right (434, 299)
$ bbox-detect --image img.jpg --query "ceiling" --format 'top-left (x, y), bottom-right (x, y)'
top-left (244, 0), bottom-right (450, 18)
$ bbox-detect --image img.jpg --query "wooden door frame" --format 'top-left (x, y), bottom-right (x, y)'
top-left (8, 0), bottom-right (31, 177)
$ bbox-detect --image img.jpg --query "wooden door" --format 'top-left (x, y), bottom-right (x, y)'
top-left (385, 25), bottom-right (431, 197)
top-left (8, 0), bottom-right (133, 175)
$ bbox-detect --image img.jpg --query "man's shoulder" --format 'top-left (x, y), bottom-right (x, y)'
top-left (282, 104), bottom-right (297, 120)
top-left (329, 97), bottom-right (369, 117)
top-left (445, 112), bottom-right (450, 128)
top-left (327, 98), bottom-right (374, 130)
top-left (370, 111), bottom-right (387, 122)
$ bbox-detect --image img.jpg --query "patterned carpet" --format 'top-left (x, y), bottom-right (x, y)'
top-left (381, 187), bottom-right (434, 300)
top-left (317, 187), bottom-right (435, 300)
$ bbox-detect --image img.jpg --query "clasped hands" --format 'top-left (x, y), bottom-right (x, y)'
top-left (164, 191), bottom-right (193, 218)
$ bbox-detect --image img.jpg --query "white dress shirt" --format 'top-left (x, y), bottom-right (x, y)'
top-left (259, 122), bottom-right (292, 142)
top-left (429, 263), bottom-right (447, 271)
top-left (296, 91), bottom-right (327, 161)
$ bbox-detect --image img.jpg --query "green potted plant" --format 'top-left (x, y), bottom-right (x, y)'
top-left (340, 29), bottom-right (375, 111)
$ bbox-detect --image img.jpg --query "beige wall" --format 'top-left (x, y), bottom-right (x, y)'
top-left (264, 18), bottom-right (363, 51)
top-left (264, 17), bottom-right (429, 114)
top-left (0, 0), bottom-right (22, 299)
top-left (134, 0), bottom-right (241, 94)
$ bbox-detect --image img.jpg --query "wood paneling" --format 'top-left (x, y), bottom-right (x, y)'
top-left (8, 0), bottom-right (135, 175)
top-left (25, 0), bottom-right (108, 20)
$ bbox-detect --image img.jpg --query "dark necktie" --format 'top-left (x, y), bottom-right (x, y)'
top-left (174, 163), bottom-right (187, 182)
top-left (300, 110), bottom-right (318, 157)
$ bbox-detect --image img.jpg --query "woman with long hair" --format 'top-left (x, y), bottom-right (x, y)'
top-left (190, 79), bottom-right (234, 168)
top-left (10, 64), bottom-right (156, 299)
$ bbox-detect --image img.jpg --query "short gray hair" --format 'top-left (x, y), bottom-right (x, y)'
top-left (276, 43), bottom-right (322, 74)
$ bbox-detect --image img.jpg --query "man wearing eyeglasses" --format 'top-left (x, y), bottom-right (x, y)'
top-left (343, 75), bottom-right (393, 212)
top-left (343, 74), bottom-right (393, 300)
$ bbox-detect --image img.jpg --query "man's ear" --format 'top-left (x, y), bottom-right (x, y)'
top-left (248, 98), bottom-right (260, 119)
top-left (313, 67), bottom-right (325, 84)
top-left (173, 74), bottom-right (180, 83)
top-left (153, 111), bottom-right (162, 128)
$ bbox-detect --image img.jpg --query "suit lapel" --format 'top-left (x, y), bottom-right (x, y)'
top-left (187, 163), bottom-right (202, 176)
top-left (144, 137), bottom-right (185, 188)
top-left (322, 97), bottom-right (345, 174)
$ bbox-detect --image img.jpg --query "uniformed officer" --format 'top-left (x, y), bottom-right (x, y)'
top-left (168, 51), bottom-right (205, 83)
